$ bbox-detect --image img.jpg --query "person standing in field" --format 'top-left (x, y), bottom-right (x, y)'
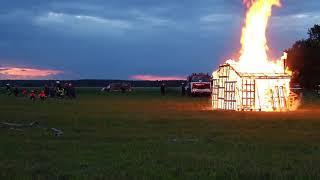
top-left (49, 83), bottom-right (55, 98)
top-left (160, 82), bottom-right (166, 96)
top-left (13, 85), bottom-right (19, 97)
top-left (69, 83), bottom-right (76, 99)
top-left (22, 88), bottom-right (27, 97)
top-left (29, 90), bottom-right (36, 101)
top-left (38, 90), bottom-right (46, 101)
top-left (55, 81), bottom-right (64, 98)
top-left (64, 83), bottom-right (70, 98)
top-left (181, 82), bottom-right (186, 96)
top-left (44, 84), bottom-right (50, 97)
top-left (5, 83), bottom-right (11, 95)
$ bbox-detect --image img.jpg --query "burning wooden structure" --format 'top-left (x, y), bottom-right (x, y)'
top-left (212, 63), bottom-right (292, 111)
top-left (210, 0), bottom-right (300, 111)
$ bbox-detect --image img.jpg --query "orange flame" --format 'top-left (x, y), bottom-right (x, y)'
top-left (226, 0), bottom-right (285, 73)
top-left (212, 0), bottom-right (299, 112)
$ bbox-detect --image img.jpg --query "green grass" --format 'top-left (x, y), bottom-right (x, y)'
top-left (1, 88), bottom-right (320, 179)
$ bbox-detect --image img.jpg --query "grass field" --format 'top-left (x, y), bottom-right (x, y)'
top-left (1, 88), bottom-right (320, 179)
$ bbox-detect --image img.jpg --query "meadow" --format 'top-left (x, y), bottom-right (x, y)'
top-left (1, 87), bottom-right (320, 179)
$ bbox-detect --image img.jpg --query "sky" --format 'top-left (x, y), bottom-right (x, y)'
top-left (0, 0), bottom-right (319, 80)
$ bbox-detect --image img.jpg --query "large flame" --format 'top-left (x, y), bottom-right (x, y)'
top-left (212, 0), bottom-right (299, 112)
top-left (227, 0), bottom-right (285, 73)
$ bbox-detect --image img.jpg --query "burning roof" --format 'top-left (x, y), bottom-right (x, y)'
top-left (220, 63), bottom-right (291, 79)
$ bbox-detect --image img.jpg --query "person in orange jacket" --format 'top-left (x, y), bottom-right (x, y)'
top-left (30, 90), bottom-right (36, 101)
top-left (38, 90), bottom-right (46, 101)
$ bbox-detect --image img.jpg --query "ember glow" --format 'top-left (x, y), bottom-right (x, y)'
top-left (131, 75), bottom-right (186, 81)
top-left (212, 0), bottom-right (299, 112)
top-left (0, 67), bottom-right (62, 79)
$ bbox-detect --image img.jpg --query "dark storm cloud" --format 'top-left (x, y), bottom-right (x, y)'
top-left (0, 0), bottom-right (319, 79)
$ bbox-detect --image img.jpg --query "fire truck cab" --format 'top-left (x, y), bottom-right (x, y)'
top-left (187, 73), bottom-right (212, 96)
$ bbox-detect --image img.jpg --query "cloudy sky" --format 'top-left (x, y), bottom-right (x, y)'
top-left (0, 0), bottom-right (319, 80)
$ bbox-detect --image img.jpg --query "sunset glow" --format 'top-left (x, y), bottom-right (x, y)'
top-left (130, 75), bottom-right (186, 81)
top-left (0, 67), bottom-right (62, 79)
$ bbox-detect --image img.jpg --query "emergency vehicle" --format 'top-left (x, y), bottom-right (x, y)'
top-left (187, 73), bottom-right (212, 96)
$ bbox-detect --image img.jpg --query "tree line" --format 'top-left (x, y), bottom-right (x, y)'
top-left (286, 24), bottom-right (320, 89)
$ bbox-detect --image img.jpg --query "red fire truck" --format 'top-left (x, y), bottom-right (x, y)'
top-left (186, 73), bottom-right (212, 96)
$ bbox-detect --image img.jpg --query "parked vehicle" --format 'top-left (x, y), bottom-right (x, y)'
top-left (186, 73), bottom-right (212, 96)
top-left (101, 83), bottom-right (132, 92)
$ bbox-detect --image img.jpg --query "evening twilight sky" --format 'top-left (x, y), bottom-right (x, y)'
top-left (0, 0), bottom-right (319, 80)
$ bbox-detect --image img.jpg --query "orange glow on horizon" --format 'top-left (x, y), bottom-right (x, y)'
top-left (131, 75), bottom-right (186, 81)
top-left (0, 67), bottom-right (62, 79)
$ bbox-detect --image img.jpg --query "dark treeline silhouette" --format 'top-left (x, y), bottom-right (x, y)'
top-left (0, 80), bottom-right (186, 88)
top-left (286, 24), bottom-right (320, 89)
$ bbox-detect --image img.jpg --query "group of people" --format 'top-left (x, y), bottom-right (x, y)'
top-left (4, 81), bottom-right (76, 101)
top-left (159, 82), bottom-right (187, 96)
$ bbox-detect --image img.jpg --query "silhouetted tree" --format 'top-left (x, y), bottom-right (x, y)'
top-left (286, 24), bottom-right (320, 89)
top-left (308, 24), bottom-right (320, 42)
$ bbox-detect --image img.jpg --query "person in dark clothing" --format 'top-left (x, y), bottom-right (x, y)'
top-left (120, 84), bottom-right (126, 93)
top-left (64, 83), bottom-right (70, 98)
top-left (181, 82), bottom-right (186, 96)
top-left (44, 84), bottom-right (50, 97)
top-left (5, 83), bottom-right (11, 95)
top-left (13, 85), bottom-right (19, 97)
top-left (69, 83), bottom-right (76, 98)
top-left (55, 81), bottom-right (64, 98)
top-left (160, 83), bottom-right (166, 96)
top-left (56, 87), bottom-right (64, 98)
top-left (49, 83), bottom-right (55, 98)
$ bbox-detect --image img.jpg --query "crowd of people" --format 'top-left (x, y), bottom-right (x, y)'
top-left (4, 81), bottom-right (76, 101)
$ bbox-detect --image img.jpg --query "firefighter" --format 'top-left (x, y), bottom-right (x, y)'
top-left (38, 90), bottom-right (46, 101)
top-left (29, 90), bottom-right (36, 101)
top-left (55, 81), bottom-right (64, 98)
top-left (22, 88), bottom-right (27, 97)
top-left (56, 87), bottom-right (64, 98)
top-left (160, 82), bottom-right (166, 96)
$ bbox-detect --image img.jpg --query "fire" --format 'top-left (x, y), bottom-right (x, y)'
top-left (211, 0), bottom-right (300, 112)
top-left (227, 0), bottom-right (283, 73)
top-left (239, 0), bottom-right (281, 73)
